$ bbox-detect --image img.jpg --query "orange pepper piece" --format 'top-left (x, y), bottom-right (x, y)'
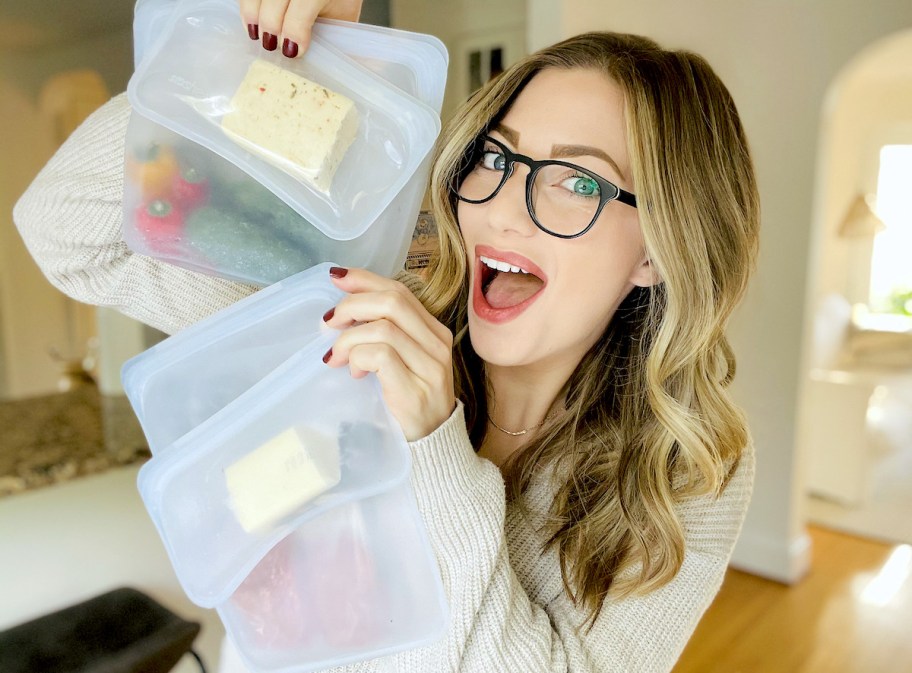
top-left (127, 143), bottom-right (180, 201)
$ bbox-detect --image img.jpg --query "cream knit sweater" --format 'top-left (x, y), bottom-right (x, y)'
top-left (13, 93), bottom-right (754, 673)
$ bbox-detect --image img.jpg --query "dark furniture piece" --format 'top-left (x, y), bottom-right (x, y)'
top-left (0, 587), bottom-right (206, 673)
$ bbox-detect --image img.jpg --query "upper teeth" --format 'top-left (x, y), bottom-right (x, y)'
top-left (480, 255), bottom-right (528, 274)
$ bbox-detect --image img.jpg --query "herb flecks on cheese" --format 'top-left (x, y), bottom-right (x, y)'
top-left (221, 60), bottom-right (359, 194)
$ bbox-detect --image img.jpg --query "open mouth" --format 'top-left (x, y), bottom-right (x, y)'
top-left (480, 255), bottom-right (546, 308)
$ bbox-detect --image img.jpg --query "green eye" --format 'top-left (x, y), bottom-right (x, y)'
top-left (575, 177), bottom-right (598, 195)
top-left (561, 175), bottom-right (600, 197)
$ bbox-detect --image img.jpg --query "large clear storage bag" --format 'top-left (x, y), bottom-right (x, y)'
top-left (126, 0), bottom-right (447, 284)
top-left (136, 338), bottom-right (411, 608)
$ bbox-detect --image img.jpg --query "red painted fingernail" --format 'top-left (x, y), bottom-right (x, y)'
top-left (322, 307), bottom-right (335, 322)
top-left (262, 32), bottom-right (278, 51)
top-left (322, 348), bottom-right (333, 364)
top-left (282, 38), bottom-right (298, 58)
top-left (329, 266), bottom-right (348, 279)
top-left (247, 23), bottom-right (259, 40)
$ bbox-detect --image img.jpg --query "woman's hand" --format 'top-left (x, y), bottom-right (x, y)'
top-left (239, 0), bottom-right (363, 57)
top-left (322, 267), bottom-right (456, 442)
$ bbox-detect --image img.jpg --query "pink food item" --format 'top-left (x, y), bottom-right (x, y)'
top-left (229, 509), bottom-right (388, 653)
top-left (306, 532), bottom-right (382, 647)
top-left (231, 536), bottom-right (315, 649)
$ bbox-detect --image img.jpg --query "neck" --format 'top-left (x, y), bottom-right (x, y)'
top-left (478, 358), bottom-right (571, 473)
top-left (484, 356), bottom-right (573, 433)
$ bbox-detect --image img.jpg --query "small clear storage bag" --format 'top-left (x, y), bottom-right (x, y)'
top-left (122, 263), bottom-right (348, 453)
top-left (124, 0), bottom-right (447, 284)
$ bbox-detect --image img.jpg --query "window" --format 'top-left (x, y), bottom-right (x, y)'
top-left (869, 145), bottom-right (912, 314)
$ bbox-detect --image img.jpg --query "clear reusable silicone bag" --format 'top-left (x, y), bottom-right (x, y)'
top-left (136, 336), bottom-right (412, 608)
top-left (126, 1), bottom-right (447, 284)
top-left (124, 261), bottom-right (448, 665)
top-left (220, 483), bottom-right (448, 672)
top-left (127, 0), bottom-right (440, 240)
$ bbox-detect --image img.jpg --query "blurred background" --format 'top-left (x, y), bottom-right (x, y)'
top-left (1, 1), bottom-right (911, 671)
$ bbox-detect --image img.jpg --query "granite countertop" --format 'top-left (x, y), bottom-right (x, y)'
top-left (0, 383), bottom-right (150, 498)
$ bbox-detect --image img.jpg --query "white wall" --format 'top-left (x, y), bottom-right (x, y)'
top-left (529, 0), bottom-right (912, 582)
top-left (392, 0), bottom-right (527, 122)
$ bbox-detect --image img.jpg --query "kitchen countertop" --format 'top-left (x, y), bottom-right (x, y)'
top-left (0, 384), bottom-right (150, 498)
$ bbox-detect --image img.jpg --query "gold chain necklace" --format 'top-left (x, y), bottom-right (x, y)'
top-left (487, 412), bottom-right (551, 437)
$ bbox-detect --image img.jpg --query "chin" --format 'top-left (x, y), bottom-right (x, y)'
top-left (466, 315), bottom-right (532, 368)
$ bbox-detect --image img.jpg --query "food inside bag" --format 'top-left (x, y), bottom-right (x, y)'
top-left (218, 483), bottom-right (448, 672)
top-left (224, 424), bottom-right (342, 533)
top-left (123, 119), bottom-right (336, 284)
top-left (221, 60), bottom-right (359, 194)
top-left (230, 505), bottom-right (384, 651)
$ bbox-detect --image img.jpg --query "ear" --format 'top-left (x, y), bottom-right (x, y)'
top-left (629, 255), bottom-right (663, 288)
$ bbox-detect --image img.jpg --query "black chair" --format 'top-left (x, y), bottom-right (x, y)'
top-left (0, 587), bottom-right (206, 673)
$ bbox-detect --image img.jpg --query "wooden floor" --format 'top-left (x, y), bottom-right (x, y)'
top-left (674, 525), bottom-right (912, 673)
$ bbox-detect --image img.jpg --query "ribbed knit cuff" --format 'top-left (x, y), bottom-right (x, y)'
top-left (406, 401), bottom-right (505, 527)
top-left (408, 400), bottom-right (482, 472)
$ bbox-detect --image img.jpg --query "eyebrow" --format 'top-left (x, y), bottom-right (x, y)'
top-left (494, 123), bottom-right (627, 182)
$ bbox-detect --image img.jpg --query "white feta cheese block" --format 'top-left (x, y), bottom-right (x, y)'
top-left (224, 425), bottom-right (341, 533)
top-left (221, 59), bottom-right (359, 194)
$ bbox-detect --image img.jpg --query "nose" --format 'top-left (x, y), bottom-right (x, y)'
top-left (485, 163), bottom-right (537, 237)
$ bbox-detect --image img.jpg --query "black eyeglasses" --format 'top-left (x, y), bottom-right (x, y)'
top-left (454, 135), bottom-right (637, 239)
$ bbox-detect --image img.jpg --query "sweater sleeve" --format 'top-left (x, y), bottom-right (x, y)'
top-left (12, 92), bottom-right (259, 335)
top-left (335, 401), bottom-right (754, 673)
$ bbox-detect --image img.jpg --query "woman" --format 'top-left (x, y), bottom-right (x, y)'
top-left (13, 1), bottom-right (760, 671)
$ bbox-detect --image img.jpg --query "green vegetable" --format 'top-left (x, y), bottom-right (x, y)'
top-left (212, 179), bottom-right (328, 259)
top-left (185, 206), bottom-right (314, 284)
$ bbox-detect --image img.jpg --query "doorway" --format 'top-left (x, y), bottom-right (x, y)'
top-left (798, 29), bottom-right (912, 545)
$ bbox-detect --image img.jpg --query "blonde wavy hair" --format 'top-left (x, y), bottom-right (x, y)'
top-left (415, 32), bottom-right (760, 627)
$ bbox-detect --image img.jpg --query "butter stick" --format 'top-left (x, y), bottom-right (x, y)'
top-left (225, 425), bottom-right (341, 533)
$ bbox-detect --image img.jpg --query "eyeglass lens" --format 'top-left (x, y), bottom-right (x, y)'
top-left (458, 139), bottom-right (610, 237)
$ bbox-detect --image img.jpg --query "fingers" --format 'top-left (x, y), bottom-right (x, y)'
top-left (238, 0), bottom-right (263, 38)
top-left (281, 0), bottom-right (322, 55)
top-left (243, 0), bottom-right (363, 59)
top-left (256, 0), bottom-right (292, 51)
top-left (326, 291), bottom-right (452, 364)
top-left (326, 319), bottom-right (449, 387)
top-left (326, 268), bottom-right (454, 353)
top-left (321, 267), bottom-right (456, 441)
